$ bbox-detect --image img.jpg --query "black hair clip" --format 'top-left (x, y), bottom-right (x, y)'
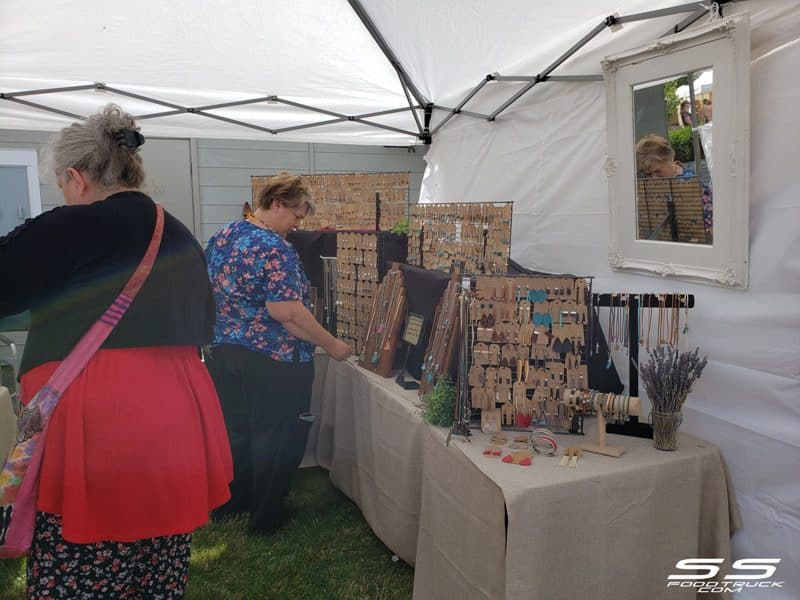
top-left (115, 129), bottom-right (145, 149)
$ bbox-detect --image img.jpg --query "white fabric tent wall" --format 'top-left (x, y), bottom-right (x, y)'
top-left (419, 2), bottom-right (800, 597)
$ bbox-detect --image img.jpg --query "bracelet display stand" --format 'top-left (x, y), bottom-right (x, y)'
top-left (581, 394), bottom-right (641, 458)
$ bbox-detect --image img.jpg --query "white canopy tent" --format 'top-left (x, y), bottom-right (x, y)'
top-left (2, 0), bottom-right (799, 596)
top-left (1, 0), bottom-right (724, 145)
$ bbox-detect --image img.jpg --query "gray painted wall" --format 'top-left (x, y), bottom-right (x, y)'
top-left (0, 130), bottom-right (427, 244)
top-left (197, 139), bottom-right (426, 243)
top-left (0, 128), bottom-right (427, 366)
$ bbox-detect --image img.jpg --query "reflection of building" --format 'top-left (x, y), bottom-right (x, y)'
top-left (676, 70), bottom-right (713, 124)
top-left (636, 177), bottom-right (712, 245)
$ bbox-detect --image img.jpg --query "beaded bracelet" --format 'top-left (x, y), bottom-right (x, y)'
top-left (531, 428), bottom-right (558, 456)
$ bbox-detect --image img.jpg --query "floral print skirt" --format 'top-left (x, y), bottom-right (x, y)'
top-left (27, 513), bottom-right (191, 599)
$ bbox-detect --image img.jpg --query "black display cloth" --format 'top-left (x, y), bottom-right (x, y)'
top-left (286, 231), bottom-right (338, 291)
top-left (397, 264), bottom-right (452, 381)
top-left (286, 230), bottom-right (408, 290)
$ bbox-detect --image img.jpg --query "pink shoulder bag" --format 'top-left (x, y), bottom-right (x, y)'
top-left (0, 204), bottom-right (164, 558)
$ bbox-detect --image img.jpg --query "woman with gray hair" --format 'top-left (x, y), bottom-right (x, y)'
top-left (0, 104), bottom-right (232, 597)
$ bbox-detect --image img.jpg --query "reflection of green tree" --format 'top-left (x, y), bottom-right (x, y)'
top-left (669, 126), bottom-right (694, 162)
top-left (664, 77), bottom-right (689, 127)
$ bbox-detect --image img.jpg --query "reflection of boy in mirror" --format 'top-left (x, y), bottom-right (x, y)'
top-left (635, 134), bottom-right (692, 179)
top-left (635, 134), bottom-right (713, 240)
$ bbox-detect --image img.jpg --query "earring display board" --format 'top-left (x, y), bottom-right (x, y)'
top-left (358, 263), bottom-right (407, 377)
top-left (335, 232), bottom-right (408, 355)
top-left (252, 172), bottom-right (410, 232)
top-left (418, 273), bottom-right (462, 398)
top-left (636, 178), bottom-right (711, 244)
top-left (465, 275), bottom-right (591, 434)
top-left (336, 233), bottom-right (379, 355)
top-left (407, 202), bottom-right (512, 274)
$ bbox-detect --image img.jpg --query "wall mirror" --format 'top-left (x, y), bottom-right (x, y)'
top-left (603, 12), bottom-right (750, 288)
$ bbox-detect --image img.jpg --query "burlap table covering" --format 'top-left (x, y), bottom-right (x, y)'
top-left (316, 357), bottom-right (426, 566)
top-left (315, 358), bottom-right (739, 599)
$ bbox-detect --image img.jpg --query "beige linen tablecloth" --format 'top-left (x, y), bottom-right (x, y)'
top-left (316, 357), bottom-right (427, 566)
top-left (315, 358), bottom-right (739, 600)
top-left (300, 349), bottom-right (331, 468)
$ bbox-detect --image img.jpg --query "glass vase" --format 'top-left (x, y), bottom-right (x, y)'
top-left (652, 411), bottom-right (683, 451)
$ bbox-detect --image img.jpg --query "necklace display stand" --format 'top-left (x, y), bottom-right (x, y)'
top-left (418, 273), bottom-right (461, 397)
top-left (592, 293), bottom-right (694, 439)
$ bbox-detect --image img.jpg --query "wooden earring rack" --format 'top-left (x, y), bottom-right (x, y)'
top-left (418, 272), bottom-right (462, 397)
top-left (359, 263), bottom-right (407, 377)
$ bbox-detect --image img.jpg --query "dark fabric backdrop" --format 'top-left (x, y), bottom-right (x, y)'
top-left (398, 264), bottom-right (452, 380)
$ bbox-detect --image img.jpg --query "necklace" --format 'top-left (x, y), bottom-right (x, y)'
top-left (248, 213), bottom-right (277, 233)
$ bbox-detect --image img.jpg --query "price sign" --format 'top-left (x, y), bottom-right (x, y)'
top-left (402, 313), bottom-right (424, 346)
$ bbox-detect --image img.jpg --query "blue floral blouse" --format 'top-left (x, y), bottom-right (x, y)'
top-left (206, 219), bottom-right (314, 363)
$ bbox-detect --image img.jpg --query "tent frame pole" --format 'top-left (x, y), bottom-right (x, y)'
top-left (346, 0), bottom-right (429, 109)
top-left (0, 1), bottom-right (738, 143)
top-left (439, 1), bottom-right (733, 134)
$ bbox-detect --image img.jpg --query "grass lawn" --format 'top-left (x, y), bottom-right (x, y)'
top-left (0, 467), bottom-right (414, 599)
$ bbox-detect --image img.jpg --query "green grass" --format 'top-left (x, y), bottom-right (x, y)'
top-left (0, 467), bottom-right (414, 599)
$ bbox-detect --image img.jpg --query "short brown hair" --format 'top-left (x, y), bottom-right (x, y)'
top-left (255, 172), bottom-right (315, 215)
top-left (635, 134), bottom-right (675, 176)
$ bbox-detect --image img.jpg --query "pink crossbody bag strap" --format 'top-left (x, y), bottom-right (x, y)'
top-left (0, 204), bottom-right (164, 558)
top-left (45, 203), bottom-right (164, 394)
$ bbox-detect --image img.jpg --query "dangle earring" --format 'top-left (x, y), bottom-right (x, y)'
top-left (622, 294), bottom-right (630, 350)
top-left (606, 294), bottom-right (614, 369)
top-left (682, 293), bottom-right (689, 335)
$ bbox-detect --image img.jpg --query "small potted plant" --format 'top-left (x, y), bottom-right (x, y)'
top-left (421, 377), bottom-right (456, 427)
top-left (640, 345), bottom-right (708, 450)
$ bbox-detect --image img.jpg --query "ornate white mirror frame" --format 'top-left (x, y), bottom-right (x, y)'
top-left (604, 13), bottom-right (750, 288)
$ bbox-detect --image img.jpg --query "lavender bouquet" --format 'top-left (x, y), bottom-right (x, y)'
top-left (640, 345), bottom-right (708, 414)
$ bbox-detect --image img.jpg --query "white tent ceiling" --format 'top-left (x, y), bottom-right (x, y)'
top-left (2, 0), bottom-right (709, 145)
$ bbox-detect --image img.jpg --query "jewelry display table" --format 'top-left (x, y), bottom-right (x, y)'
top-left (314, 357), bottom-right (740, 600)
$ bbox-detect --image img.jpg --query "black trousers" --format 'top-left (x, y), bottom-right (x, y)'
top-left (206, 344), bottom-right (314, 532)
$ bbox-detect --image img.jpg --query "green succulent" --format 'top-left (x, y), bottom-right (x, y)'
top-left (421, 377), bottom-right (456, 427)
top-left (390, 218), bottom-right (409, 235)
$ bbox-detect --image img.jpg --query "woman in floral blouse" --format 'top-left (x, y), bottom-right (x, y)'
top-left (205, 172), bottom-right (351, 534)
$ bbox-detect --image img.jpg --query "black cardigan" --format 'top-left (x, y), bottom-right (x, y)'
top-left (0, 191), bottom-right (215, 376)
